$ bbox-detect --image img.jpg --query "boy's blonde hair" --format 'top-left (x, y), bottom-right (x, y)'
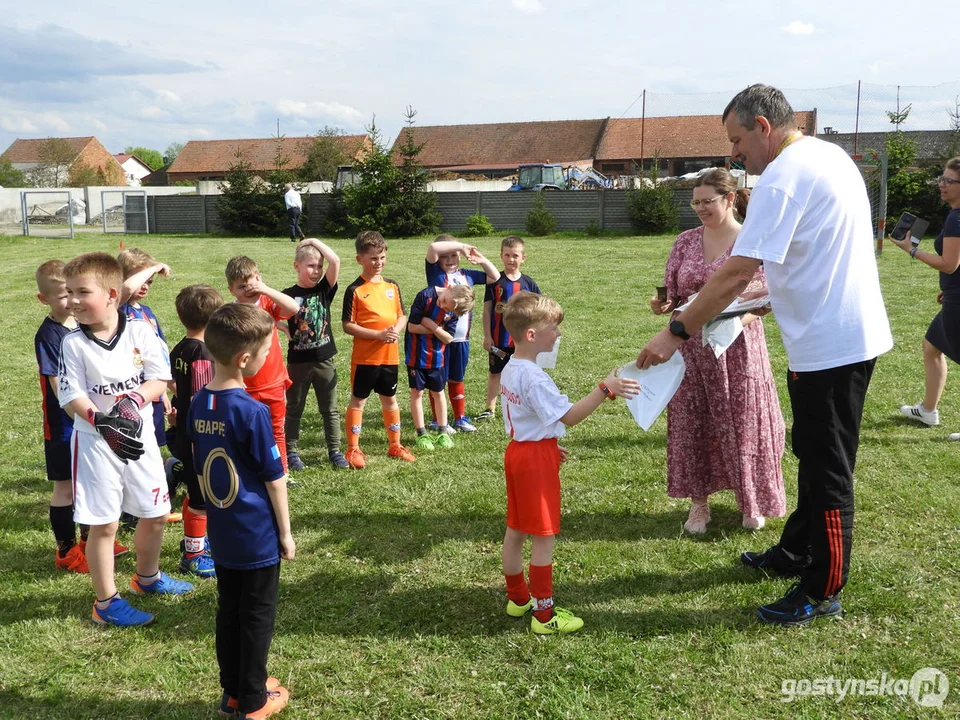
top-left (63, 252), bottom-right (123, 293)
top-left (35, 259), bottom-right (66, 294)
top-left (225, 256), bottom-right (259, 286)
top-left (446, 285), bottom-right (476, 316)
top-left (502, 291), bottom-right (563, 338)
top-left (204, 303), bottom-right (275, 365)
top-left (355, 231), bottom-right (386, 255)
top-left (295, 244), bottom-right (322, 262)
top-left (117, 248), bottom-right (156, 279)
top-left (434, 233), bottom-right (457, 244)
top-left (175, 284), bottom-right (223, 331)
top-left (501, 235), bottom-right (525, 251)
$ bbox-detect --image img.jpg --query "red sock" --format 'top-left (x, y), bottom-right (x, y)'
top-left (345, 407), bottom-right (363, 449)
top-left (449, 381), bottom-right (466, 420)
top-left (383, 407), bottom-right (402, 447)
top-left (504, 572), bottom-right (530, 605)
top-left (529, 563), bottom-right (554, 622)
top-left (182, 496), bottom-right (207, 557)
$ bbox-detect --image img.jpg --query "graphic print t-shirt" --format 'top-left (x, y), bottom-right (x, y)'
top-left (282, 278), bottom-right (338, 363)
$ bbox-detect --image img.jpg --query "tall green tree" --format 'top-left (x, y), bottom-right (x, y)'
top-left (164, 142), bottom-right (185, 165)
top-left (32, 138), bottom-right (76, 187)
top-left (123, 146), bottom-right (164, 170)
top-left (389, 106), bottom-right (441, 236)
top-left (0, 157), bottom-right (27, 187)
top-left (218, 149), bottom-right (273, 235)
top-left (299, 126), bottom-right (348, 182)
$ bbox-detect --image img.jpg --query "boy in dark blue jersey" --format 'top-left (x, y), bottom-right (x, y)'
top-left (478, 236), bottom-right (541, 421)
top-left (188, 303), bottom-right (294, 720)
top-left (424, 235), bottom-right (499, 432)
top-left (34, 260), bottom-right (87, 572)
top-left (404, 285), bottom-right (475, 452)
top-left (168, 285), bottom-right (222, 578)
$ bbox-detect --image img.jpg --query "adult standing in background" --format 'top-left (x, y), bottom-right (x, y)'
top-left (890, 158), bottom-right (960, 440)
top-left (637, 84), bottom-right (893, 626)
top-left (284, 183), bottom-right (305, 242)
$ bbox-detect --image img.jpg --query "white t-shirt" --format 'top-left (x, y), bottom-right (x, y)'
top-left (284, 189), bottom-right (302, 210)
top-left (59, 316), bottom-right (172, 435)
top-left (500, 358), bottom-right (572, 441)
top-left (731, 137), bottom-right (893, 371)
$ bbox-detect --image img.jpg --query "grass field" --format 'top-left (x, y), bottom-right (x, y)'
top-left (0, 231), bottom-right (957, 719)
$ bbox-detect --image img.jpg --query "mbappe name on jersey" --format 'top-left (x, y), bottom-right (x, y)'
top-left (193, 419), bottom-right (226, 437)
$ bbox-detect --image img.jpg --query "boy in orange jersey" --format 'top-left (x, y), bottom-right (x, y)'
top-left (341, 231), bottom-right (415, 468)
top-left (225, 256), bottom-right (299, 478)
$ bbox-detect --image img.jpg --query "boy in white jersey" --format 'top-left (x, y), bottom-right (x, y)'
top-left (498, 292), bottom-right (638, 634)
top-left (59, 252), bottom-right (194, 627)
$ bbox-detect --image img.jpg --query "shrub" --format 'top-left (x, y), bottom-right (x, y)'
top-left (464, 213), bottom-right (495, 237)
top-left (525, 191), bottom-right (557, 236)
top-left (584, 219), bottom-right (602, 237)
top-left (625, 167), bottom-right (679, 235)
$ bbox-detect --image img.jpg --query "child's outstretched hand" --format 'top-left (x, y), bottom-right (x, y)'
top-left (605, 369), bottom-right (641, 399)
top-left (465, 246), bottom-right (485, 264)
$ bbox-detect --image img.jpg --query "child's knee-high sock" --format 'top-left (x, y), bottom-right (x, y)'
top-left (383, 407), bottom-right (402, 447)
top-left (504, 571), bottom-right (530, 605)
top-left (529, 563), bottom-right (554, 623)
top-left (182, 496), bottom-right (207, 558)
top-left (449, 381), bottom-right (466, 420)
top-left (345, 407), bottom-right (363, 449)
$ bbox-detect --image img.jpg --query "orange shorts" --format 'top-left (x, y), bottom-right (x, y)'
top-left (505, 438), bottom-right (561, 536)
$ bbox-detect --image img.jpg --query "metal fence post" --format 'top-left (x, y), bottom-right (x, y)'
top-left (877, 152), bottom-right (888, 253)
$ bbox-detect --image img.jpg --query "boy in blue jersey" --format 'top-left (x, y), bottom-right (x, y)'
top-left (478, 236), bottom-right (541, 421)
top-left (35, 260), bottom-right (88, 572)
top-left (424, 235), bottom-right (499, 432)
top-left (188, 303), bottom-right (294, 720)
top-left (118, 248), bottom-right (173, 456)
top-left (404, 285), bottom-right (475, 452)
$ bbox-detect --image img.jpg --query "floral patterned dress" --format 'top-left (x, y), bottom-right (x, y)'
top-left (663, 226), bottom-right (786, 517)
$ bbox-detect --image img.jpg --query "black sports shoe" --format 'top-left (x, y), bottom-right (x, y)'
top-left (756, 581), bottom-right (842, 626)
top-left (740, 545), bottom-right (810, 577)
top-left (286, 452), bottom-right (306, 472)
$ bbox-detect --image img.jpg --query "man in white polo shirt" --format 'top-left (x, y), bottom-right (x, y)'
top-left (637, 84), bottom-right (893, 626)
top-left (284, 183), bottom-right (305, 242)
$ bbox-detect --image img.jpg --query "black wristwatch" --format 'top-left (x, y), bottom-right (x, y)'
top-left (669, 320), bottom-right (690, 341)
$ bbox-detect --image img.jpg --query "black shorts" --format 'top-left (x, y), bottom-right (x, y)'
top-left (44, 437), bottom-right (71, 481)
top-left (488, 346), bottom-right (515, 375)
top-left (407, 366), bottom-right (448, 392)
top-left (351, 364), bottom-right (399, 399)
top-left (926, 302), bottom-right (960, 364)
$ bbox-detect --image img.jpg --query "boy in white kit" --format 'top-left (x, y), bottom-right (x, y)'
top-left (59, 252), bottom-right (194, 628)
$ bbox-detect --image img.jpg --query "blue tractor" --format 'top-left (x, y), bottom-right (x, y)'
top-left (508, 164), bottom-right (567, 191)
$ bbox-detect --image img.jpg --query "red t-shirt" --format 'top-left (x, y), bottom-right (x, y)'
top-left (243, 295), bottom-right (290, 392)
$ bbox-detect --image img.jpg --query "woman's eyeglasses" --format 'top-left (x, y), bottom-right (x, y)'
top-left (689, 195), bottom-right (725, 209)
top-left (937, 175), bottom-right (960, 185)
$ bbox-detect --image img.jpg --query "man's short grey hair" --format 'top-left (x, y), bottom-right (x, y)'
top-left (722, 84), bottom-right (796, 131)
top-left (284, 183), bottom-right (293, 191)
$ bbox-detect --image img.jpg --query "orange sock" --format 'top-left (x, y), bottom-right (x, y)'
top-left (182, 497), bottom-right (206, 557)
top-left (449, 381), bottom-right (466, 420)
top-left (383, 407), bottom-right (402, 446)
top-left (346, 407), bottom-right (363, 449)
top-left (529, 563), bottom-right (554, 622)
top-left (504, 571), bottom-right (530, 605)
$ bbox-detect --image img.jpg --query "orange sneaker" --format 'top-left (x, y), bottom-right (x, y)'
top-left (77, 539), bottom-right (129, 557)
top-left (239, 686), bottom-right (289, 719)
top-left (388, 444), bottom-right (416, 462)
top-left (166, 512), bottom-right (183, 523)
top-left (220, 677), bottom-right (281, 716)
top-left (344, 447), bottom-right (366, 469)
top-left (55, 544), bottom-right (89, 573)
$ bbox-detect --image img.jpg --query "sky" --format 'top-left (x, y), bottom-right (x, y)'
top-left (1, 1), bottom-right (957, 158)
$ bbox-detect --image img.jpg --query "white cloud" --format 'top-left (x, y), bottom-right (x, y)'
top-left (781, 20), bottom-right (815, 36)
top-left (156, 90), bottom-right (182, 105)
top-left (512, 0), bottom-right (543, 14)
top-left (0, 114), bottom-right (37, 133)
top-left (276, 100), bottom-right (365, 125)
top-left (137, 105), bottom-right (167, 119)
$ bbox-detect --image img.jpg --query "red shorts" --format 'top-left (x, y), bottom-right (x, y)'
top-left (505, 438), bottom-right (561, 536)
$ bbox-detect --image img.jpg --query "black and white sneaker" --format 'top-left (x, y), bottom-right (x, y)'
top-left (900, 402), bottom-right (940, 426)
top-left (756, 581), bottom-right (842, 626)
top-left (740, 545), bottom-right (810, 577)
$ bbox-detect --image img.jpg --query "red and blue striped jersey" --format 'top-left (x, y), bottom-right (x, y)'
top-left (404, 287), bottom-right (458, 369)
top-left (35, 317), bottom-right (74, 442)
top-left (425, 260), bottom-right (486, 342)
top-left (484, 273), bottom-right (541, 348)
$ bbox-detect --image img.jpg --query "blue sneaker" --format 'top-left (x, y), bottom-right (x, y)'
top-left (428, 420), bottom-right (439, 432)
top-left (92, 596), bottom-right (154, 627)
top-left (180, 551), bottom-right (216, 579)
top-left (452, 416), bottom-right (477, 433)
top-left (129, 571), bottom-right (195, 596)
top-left (756, 581), bottom-right (842, 626)
top-left (329, 451), bottom-right (350, 469)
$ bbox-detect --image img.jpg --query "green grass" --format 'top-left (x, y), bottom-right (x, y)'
top-left (0, 231), bottom-right (958, 719)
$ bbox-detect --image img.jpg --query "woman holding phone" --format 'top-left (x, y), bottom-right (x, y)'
top-left (650, 169), bottom-right (785, 533)
top-left (890, 157), bottom-right (960, 439)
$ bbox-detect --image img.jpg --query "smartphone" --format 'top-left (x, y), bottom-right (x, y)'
top-left (890, 212), bottom-right (916, 241)
top-left (655, 285), bottom-right (668, 302)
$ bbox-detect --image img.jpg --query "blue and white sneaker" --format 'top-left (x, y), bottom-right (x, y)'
top-left (756, 581), bottom-right (842, 626)
top-left (180, 550), bottom-right (216, 579)
top-left (452, 416), bottom-right (477, 433)
top-left (92, 596), bottom-right (154, 627)
top-left (329, 451), bottom-right (350, 469)
top-left (129, 571), bottom-right (195, 596)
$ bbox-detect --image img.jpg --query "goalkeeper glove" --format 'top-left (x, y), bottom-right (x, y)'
top-left (88, 407), bottom-right (144, 463)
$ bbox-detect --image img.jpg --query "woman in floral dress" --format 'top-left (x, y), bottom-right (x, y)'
top-left (651, 169), bottom-right (785, 533)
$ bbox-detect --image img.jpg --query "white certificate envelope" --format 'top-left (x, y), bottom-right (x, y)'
top-left (702, 315), bottom-right (744, 359)
top-left (618, 353), bottom-right (686, 431)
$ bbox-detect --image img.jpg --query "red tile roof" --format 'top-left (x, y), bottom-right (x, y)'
top-left (1, 137), bottom-right (94, 163)
top-left (596, 111), bottom-right (817, 160)
top-left (392, 119), bottom-right (608, 169)
top-left (168, 135), bottom-right (371, 175)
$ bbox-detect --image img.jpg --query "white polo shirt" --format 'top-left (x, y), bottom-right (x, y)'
top-left (732, 137), bottom-right (893, 371)
top-left (284, 188), bottom-right (302, 210)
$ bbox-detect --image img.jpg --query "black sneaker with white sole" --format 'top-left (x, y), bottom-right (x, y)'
top-left (756, 581), bottom-right (842, 626)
